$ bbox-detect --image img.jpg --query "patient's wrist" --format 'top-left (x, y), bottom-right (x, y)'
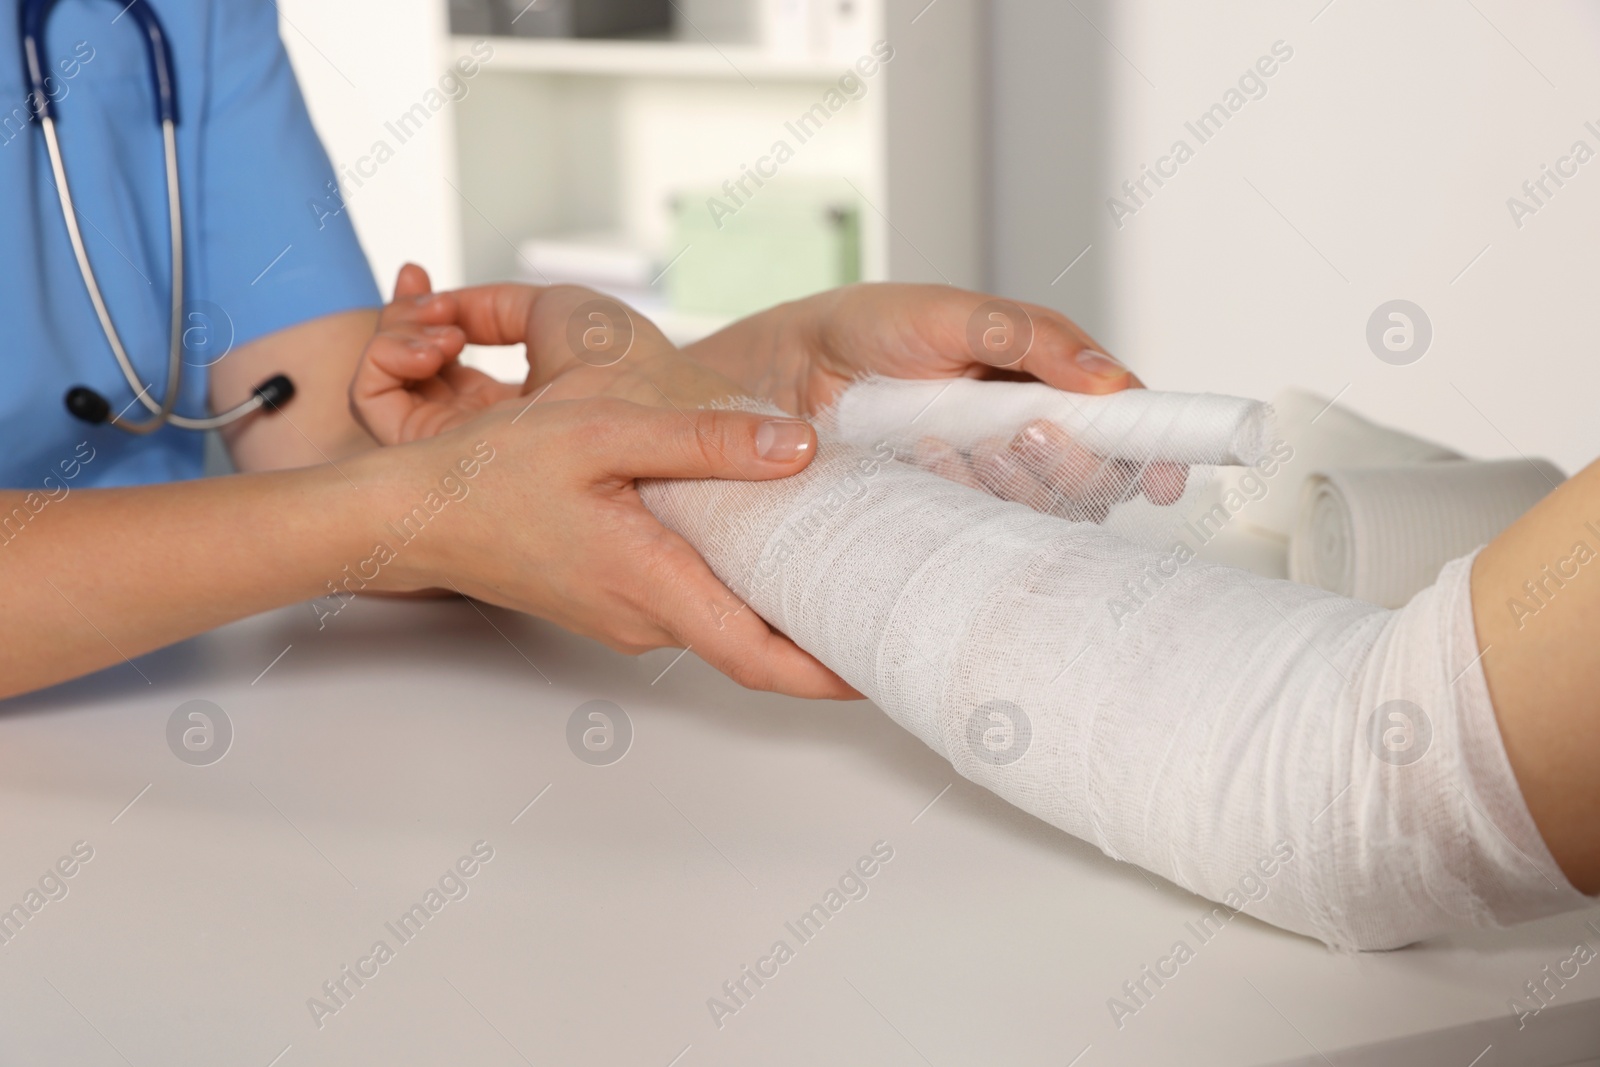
top-left (682, 299), bottom-right (811, 413)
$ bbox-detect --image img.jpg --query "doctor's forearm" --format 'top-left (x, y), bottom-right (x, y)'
top-left (0, 466), bottom-right (385, 699)
top-left (215, 308), bottom-right (381, 472)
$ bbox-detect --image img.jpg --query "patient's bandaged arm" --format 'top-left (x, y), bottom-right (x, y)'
top-left (639, 396), bottom-right (1585, 948)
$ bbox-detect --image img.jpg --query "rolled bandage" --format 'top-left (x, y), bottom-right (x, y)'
top-left (1223, 388), bottom-right (1463, 540)
top-left (640, 395), bottom-right (1587, 950)
top-left (825, 377), bottom-right (1275, 467)
top-left (1290, 459), bottom-right (1564, 608)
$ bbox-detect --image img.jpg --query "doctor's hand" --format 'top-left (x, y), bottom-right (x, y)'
top-left (351, 271), bottom-right (1184, 514)
top-left (352, 268), bottom-right (752, 443)
top-left (349, 264), bottom-right (523, 444)
top-left (354, 396), bottom-right (856, 700)
top-left (354, 272), bottom-right (1137, 446)
top-left (350, 274), bottom-right (854, 698)
top-left (353, 266), bottom-right (711, 443)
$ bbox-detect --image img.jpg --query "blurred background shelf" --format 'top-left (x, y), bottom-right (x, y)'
top-left (456, 34), bottom-right (860, 80)
top-left (278, 0), bottom-right (982, 372)
top-left (277, 0), bottom-right (1600, 475)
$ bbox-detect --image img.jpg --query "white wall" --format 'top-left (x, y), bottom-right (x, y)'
top-left (988, 0), bottom-right (1111, 334)
top-left (276, 0), bottom-right (464, 293)
top-left (279, 0), bottom-right (1600, 475)
top-left (992, 0), bottom-right (1600, 475)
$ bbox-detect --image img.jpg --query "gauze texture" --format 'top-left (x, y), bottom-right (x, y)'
top-left (639, 415), bottom-right (1585, 950)
top-left (822, 378), bottom-right (1272, 527)
top-left (826, 377), bottom-right (1273, 466)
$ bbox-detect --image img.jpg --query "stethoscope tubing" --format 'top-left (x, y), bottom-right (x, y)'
top-left (23, 0), bottom-right (290, 434)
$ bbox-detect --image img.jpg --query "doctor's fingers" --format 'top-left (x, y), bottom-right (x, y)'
top-left (619, 528), bottom-right (858, 699)
top-left (384, 263), bottom-right (524, 343)
top-left (425, 283), bottom-right (662, 384)
top-left (352, 339), bottom-right (522, 447)
top-left (391, 262), bottom-right (433, 302)
top-left (381, 263), bottom-right (462, 330)
top-left (427, 280), bottom-right (552, 349)
top-left (558, 401), bottom-right (819, 486)
top-left (519, 284), bottom-right (683, 386)
top-left (349, 327), bottom-right (472, 444)
top-left (482, 427), bottom-right (852, 696)
top-left (531, 401), bottom-right (852, 697)
top-left (365, 325), bottom-right (469, 382)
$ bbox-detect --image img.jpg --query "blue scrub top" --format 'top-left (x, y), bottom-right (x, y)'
top-left (0, 0), bottom-right (380, 489)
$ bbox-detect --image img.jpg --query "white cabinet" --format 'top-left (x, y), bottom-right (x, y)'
top-left (281, 0), bottom-right (982, 357)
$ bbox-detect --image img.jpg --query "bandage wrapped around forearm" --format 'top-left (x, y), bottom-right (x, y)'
top-left (639, 390), bottom-right (1586, 949)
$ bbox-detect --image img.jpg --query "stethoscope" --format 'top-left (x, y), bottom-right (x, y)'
top-left (22, 0), bottom-right (293, 435)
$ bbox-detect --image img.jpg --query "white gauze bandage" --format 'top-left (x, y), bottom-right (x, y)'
top-left (1289, 459), bottom-right (1564, 608)
top-left (823, 377), bottom-right (1274, 528)
top-left (639, 385), bottom-right (1586, 949)
top-left (827, 376), bottom-right (1273, 466)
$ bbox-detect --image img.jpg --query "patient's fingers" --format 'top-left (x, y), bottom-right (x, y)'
top-left (974, 435), bottom-right (1059, 510)
top-left (1008, 308), bottom-right (1144, 396)
top-left (890, 421), bottom-right (1194, 523)
top-left (1009, 421), bottom-right (1198, 514)
top-left (1008, 420), bottom-right (1142, 521)
top-left (904, 436), bottom-right (986, 490)
top-left (899, 424), bottom-right (1132, 522)
top-left (1140, 462), bottom-right (1191, 506)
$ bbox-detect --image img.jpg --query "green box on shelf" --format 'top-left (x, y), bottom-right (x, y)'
top-left (667, 184), bottom-right (861, 319)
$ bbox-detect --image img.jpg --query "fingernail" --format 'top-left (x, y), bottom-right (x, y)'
top-left (1075, 349), bottom-right (1125, 377)
top-left (1021, 424), bottom-right (1051, 451)
top-left (755, 419), bottom-right (813, 462)
top-left (978, 453), bottom-right (1026, 496)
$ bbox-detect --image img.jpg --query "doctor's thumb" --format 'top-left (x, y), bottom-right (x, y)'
top-left (587, 403), bottom-right (817, 482)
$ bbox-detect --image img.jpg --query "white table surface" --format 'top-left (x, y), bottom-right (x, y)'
top-left (2, 582), bottom-right (1598, 1067)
